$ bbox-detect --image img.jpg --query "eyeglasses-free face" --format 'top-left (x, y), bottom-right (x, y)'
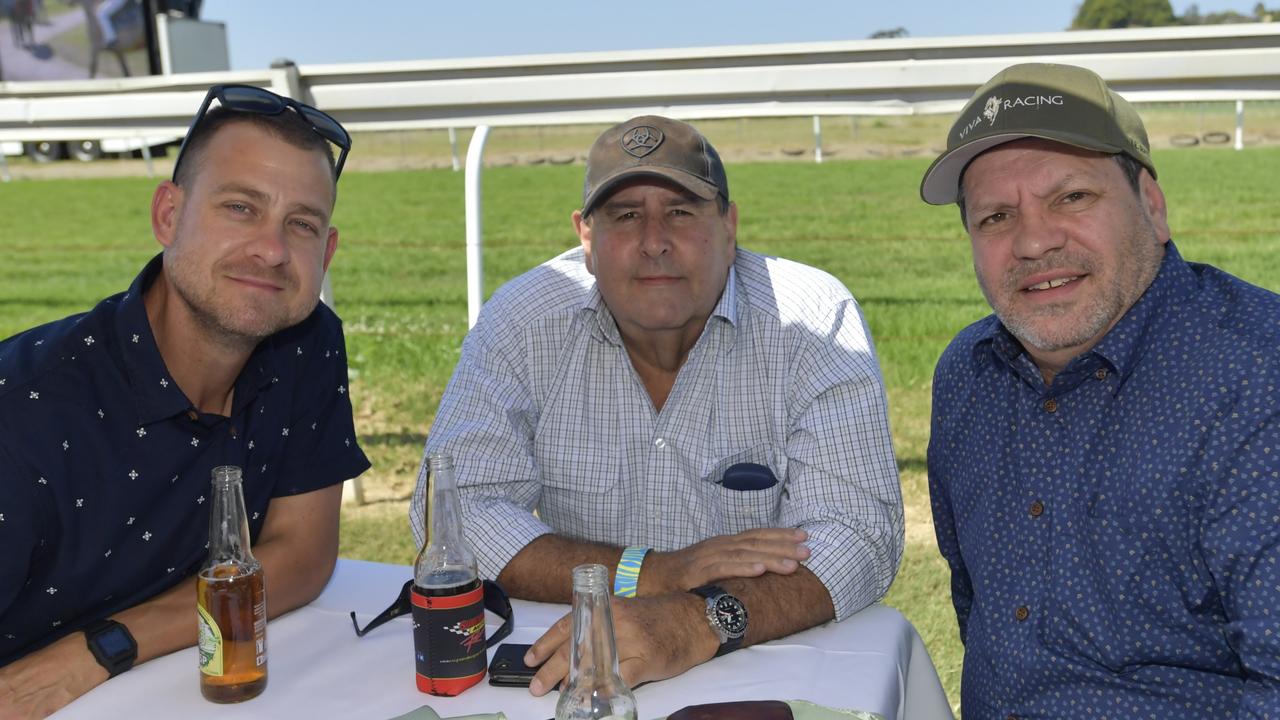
top-left (171, 84), bottom-right (351, 182)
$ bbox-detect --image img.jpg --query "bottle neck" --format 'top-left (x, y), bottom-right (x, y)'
top-left (567, 564), bottom-right (622, 684)
top-left (208, 466), bottom-right (255, 565)
top-left (428, 459), bottom-right (467, 548)
top-left (415, 453), bottom-right (478, 586)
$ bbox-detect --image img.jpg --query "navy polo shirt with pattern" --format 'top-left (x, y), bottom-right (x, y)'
top-left (0, 254), bottom-right (370, 665)
top-left (929, 242), bottom-right (1280, 718)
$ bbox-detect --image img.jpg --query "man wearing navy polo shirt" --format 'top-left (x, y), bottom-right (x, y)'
top-left (0, 86), bottom-right (369, 716)
top-left (922, 63), bottom-right (1280, 717)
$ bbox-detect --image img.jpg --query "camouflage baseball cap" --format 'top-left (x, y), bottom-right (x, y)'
top-left (581, 116), bottom-right (728, 216)
top-left (919, 63), bottom-right (1155, 205)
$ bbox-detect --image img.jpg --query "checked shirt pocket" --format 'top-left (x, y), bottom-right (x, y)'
top-left (700, 444), bottom-right (786, 536)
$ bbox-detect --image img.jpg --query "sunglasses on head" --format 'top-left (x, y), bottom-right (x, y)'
top-left (171, 84), bottom-right (351, 182)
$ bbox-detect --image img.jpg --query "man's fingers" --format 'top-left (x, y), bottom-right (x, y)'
top-left (525, 612), bottom-right (571, 666)
top-left (528, 645), bottom-right (569, 697)
top-left (616, 655), bottom-right (645, 689)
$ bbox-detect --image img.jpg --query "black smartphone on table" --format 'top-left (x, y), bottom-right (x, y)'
top-left (488, 642), bottom-right (539, 687)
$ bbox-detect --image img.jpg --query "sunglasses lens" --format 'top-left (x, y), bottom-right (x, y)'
top-left (300, 107), bottom-right (351, 149)
top-left (219, 85), bottom-right (286, 114)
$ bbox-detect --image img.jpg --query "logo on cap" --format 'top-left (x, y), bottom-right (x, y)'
top-left (621, 126), bottom-right (664, 158)
top-left (983, 96), bottom-right (1002, 126)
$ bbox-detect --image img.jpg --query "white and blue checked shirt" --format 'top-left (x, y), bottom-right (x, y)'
top-left (409, 247), bottom-right (903, 620)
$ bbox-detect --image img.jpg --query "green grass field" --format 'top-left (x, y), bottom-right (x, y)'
top-left (2, 145), bottom-right (1276, 716)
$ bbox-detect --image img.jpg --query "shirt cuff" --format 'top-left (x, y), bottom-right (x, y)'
top-left (802, 520), bottom-right (898, 622)
top-left (463, 499), bottom-right (554, 582)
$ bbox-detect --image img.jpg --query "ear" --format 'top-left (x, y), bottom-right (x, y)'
top-left (322, 226), bottom-right (339, 272)
top-left (1138, 171), bottom-right (1170, 244)
top-left (724, 201), bottom-right (739, 250)
top-left (151, 180), bottom-right (183, 249)
top-left (572, 209), bottom-right (595, 276)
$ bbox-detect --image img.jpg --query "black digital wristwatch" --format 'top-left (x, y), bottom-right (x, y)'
top-left (83, 618), bottom-right (138, 678)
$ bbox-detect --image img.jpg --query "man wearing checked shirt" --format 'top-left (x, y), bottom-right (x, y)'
top-left (410, 115), bottom-right (903, 693)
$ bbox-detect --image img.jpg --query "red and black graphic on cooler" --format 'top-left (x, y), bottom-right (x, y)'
top-left (410, 578), bottom-right (487, 695)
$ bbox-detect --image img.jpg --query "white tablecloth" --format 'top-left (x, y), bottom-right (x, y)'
top-left (53, 559), bottom-right (952, 720)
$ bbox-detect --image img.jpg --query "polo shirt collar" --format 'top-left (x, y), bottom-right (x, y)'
top-left (114, 254), bottom-right (279, 425)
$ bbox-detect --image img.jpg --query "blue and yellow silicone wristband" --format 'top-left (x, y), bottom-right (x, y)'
top-left (613, 546), bottom-right (651, 598)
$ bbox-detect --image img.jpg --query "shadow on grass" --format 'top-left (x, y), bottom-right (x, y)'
top-left (361, 431), bottom-right (428, 448)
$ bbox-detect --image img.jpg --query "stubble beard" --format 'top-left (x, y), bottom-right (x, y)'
top-left (165, 251), bottom-right (309, 353)
top-left (977, 223), bottom-right (1164, 355)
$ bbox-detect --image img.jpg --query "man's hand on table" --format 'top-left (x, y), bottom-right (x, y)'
top-left (524, 592), bottom-right (718, 697)
top-left (0, 632), bottom-right (107, 720)
top-left (639, 528), bottom-right (811, 595)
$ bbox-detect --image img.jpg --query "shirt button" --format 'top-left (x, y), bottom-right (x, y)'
top-left (1007, 715), bottom-right (1019, 720)
top-left (187, 410), bottom-right (199, 421)
top-left (1094, 368), bottom-right (1108, 380)
top-left (1015, 605), bottom-right (1030, 622)
top-left (654, 437), bottom-right (666, 449)
top-left (1042, 398), bottom-right (1058, 413)
top-left (1029, 500), bottom-right (1044, 518)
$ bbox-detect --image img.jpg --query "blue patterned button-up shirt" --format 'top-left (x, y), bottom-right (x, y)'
top-left (0, 255), bottom-right (369, 665)
top-left (929, 242), bottom-right (1280, 718)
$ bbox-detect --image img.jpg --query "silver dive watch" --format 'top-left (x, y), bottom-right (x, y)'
top-left (690, 584), bottom-right (748, 657)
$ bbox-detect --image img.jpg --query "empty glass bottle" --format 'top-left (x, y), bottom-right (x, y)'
top-left (411, 452), bottom-right (487, 695)
top-left (555, 563), bottom-right (638, 720)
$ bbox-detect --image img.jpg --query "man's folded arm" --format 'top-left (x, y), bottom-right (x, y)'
top-left (781, 298), bottom-right (904, 621)
top-left (409, 318), bottom-right (548, 580)
top-left (0, 483), bottom-right (342, 717)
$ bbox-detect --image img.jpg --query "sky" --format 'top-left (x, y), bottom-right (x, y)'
top-left (201, 0), bottom-right (1262, 71)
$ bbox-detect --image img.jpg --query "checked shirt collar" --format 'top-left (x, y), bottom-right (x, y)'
top-left (580, 264), bottom-right (744, 354)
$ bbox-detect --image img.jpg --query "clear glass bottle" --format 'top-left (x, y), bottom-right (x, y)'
top-left (197, 465), bottom-right (267, 703)
top-left (414, 453), bottom-right (479, 592)
top-left (555, 564), bottom-right (638, 720)
top-left (411, 452), bottom-right (487, 695)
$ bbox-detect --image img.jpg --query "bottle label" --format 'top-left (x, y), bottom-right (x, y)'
top-left (197, 603), bottom-right (224, 676)
top-left (253, 584), bottom-right (267, 668)
top-left (410, 580), bottom-right (486, 696)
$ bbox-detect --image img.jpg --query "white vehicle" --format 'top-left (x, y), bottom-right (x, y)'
top-left (5, 136), bottom-right (181, 163)
top-left (0, 0), bottom-right (222, 163)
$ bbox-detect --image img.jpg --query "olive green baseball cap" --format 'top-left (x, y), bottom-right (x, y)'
top-left (920, 63), bottom-right (1156, 205)
top-left (581, 115), bottom-right (728, 216)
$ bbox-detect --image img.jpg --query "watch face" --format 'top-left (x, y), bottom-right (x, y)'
top-left (95, 626), bottom-right (134, 658)
top-left (712, 595), bottom-right (748, 637)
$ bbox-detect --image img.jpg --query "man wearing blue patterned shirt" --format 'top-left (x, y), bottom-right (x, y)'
top-left (410, 116), bottom-right (902, 693)
top-left (921, 63), bottom-right (1280, 718)
top-left (0, 86), bottom-right (369, 716)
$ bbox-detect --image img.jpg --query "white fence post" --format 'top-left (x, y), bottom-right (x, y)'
top-left (813, 115), bottom-right (823, 164)
top-left (1235, 99), bottom-right (1245, 151)
top-left (465, 125), bottom-right (492, 329)
top-left (449, 127), bottom-right (461, 171)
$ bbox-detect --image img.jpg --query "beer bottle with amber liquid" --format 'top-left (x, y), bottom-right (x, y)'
top-left (197, 465), bottom-right (267, 702)
top-left (411, 452), bottom-right (487, 695)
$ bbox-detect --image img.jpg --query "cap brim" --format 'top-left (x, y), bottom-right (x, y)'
top-left (583, 167), bottom-right (719, 216)
top-left (919, 131), bottom-right (1126, 205)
